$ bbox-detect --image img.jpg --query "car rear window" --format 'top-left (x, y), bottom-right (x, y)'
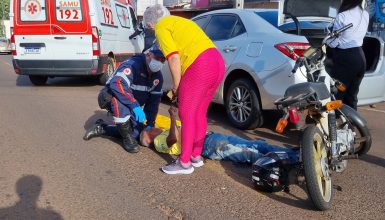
top-left (19, 0), bottom-right (47, 22)
top-left (55, 0), bottom-right (83, 22)
top-left (115, 4), bottom-right (130, 28)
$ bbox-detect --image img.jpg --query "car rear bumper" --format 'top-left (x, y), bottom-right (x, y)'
top-left (12, 59), bottom-right (99, 76)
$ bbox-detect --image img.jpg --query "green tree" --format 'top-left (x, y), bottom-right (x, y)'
top-left (0, 0), bottom-right (10, 20)
top-left (0, 0), bottom-right (10, 37)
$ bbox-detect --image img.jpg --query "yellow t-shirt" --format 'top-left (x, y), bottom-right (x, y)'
top-left (154, 129), bottom-right (181, 155)
top-left (155, 15), bottom-right (216, 75)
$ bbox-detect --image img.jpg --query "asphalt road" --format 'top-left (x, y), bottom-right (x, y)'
top-left (1, 54), bottom-right (385, 220)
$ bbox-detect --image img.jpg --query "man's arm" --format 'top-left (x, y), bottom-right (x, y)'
top-left (167, 53), bottom-right (181, 93)
top-left (166, 106), bottom-right (179, 147)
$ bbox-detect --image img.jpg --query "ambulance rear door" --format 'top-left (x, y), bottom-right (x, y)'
top-left (49, 0), bottom-right (93, 61)
top-left (13, 0), bottom-right (52, 61)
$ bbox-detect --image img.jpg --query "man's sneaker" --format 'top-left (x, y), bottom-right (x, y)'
top-left (191, 156), bottom-right (204, 168)
top-left (162, 159), bottom-right (194, 175)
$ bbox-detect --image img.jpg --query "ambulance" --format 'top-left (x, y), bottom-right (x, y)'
top-left (10, 0), bottom-right (144, 85)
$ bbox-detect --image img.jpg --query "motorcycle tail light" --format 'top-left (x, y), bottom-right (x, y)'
top-left (288, 107), bottom-right (300, 124)
top-left (325, 100), bottom-right (343, 111)
top-left (275, 118), bottom-right (288, 134)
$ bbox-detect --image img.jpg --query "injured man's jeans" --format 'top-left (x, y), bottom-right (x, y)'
top-left (202, 133), bottom-right (298, 164)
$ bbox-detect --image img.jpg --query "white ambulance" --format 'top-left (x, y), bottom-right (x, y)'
top-left (10, 0), bottom-right (144, 85)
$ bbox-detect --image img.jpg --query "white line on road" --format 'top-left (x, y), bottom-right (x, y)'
top-left (359, 107), bottom-right (385, 114)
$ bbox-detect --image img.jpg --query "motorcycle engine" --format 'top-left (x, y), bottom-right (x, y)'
top-left (336, 124), bottom-right (355, 154)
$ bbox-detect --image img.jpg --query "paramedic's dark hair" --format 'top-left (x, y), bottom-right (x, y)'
top-left (338, 0), bottom-right (364, 13)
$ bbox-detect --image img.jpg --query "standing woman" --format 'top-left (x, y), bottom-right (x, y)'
top-left (143, 4), bottom-right (225, 174)
top-left (327, 0), bottom-right (369, 110)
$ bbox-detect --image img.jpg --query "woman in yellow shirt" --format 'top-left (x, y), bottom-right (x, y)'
top-left (143, 4), bottom-right (225, 175)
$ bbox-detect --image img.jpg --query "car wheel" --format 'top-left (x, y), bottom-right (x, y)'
top-left (99, 57), bottom-right (115, 85)
top-left (29, 75), bottom-right (48, 85)
top-left (225, 78), bottom-right (263, 129)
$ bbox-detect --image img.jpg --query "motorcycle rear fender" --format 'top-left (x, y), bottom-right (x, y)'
top-left (339, 104), bottom-right (367, 127)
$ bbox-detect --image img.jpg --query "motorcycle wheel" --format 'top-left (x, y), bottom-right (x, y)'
top-left (351, 121), bottom-right (372, 155)
top-left (302, 125), bottom-right (333, 211)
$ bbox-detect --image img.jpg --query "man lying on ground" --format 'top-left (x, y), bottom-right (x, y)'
top-left (84, 106), bottom-right (298, 166)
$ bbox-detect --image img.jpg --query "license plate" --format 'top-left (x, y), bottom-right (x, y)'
top-left (25, 47), bottom-right (41, 54)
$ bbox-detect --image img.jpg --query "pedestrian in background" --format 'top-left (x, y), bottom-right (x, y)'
top-left (143, 4), bottom-right (225, 175)
top-left (327, 0), bottom-right (369, 110)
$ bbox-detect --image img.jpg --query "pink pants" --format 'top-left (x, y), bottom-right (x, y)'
top-left (178, 48), bottom-right (225, 164)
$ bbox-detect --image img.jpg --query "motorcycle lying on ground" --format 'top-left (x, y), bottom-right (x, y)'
top-left (273, 24), bottom-right (372, 210)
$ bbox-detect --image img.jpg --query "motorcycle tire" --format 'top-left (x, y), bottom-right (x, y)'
top-left (351, 120), bottom-right (372, 155)
top-left (302, 125), bottom-right (333, 211)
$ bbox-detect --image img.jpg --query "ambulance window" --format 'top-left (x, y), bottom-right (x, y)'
top-left (19, 0), bottom-right (47, 22)
top-left (115, 4), bottom-right (131, 29)
top-left (55, 0), bottom-right (83, 22)
top-left (129, 7), bottom-right (137, 29)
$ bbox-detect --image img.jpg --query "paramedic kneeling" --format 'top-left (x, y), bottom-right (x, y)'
top-left (84, 48), bottom-right (166, 153)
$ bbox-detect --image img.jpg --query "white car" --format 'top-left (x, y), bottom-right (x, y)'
top-left (162, 9), bottom-right (310, 129)
top-left (277, 0), bottom-right (385, 106)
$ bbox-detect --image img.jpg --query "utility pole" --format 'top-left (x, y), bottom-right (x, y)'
top-left (235, 0), bottom-right (244, 9)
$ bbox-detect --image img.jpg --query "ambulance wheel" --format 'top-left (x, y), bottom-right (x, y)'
top-left (29, 75), bottom-right (48, 85)
top-left (99, 58), bottom-right (116, 85)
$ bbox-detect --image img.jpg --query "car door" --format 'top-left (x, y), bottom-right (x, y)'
top-left (202, 14), bottom-right (246, 70)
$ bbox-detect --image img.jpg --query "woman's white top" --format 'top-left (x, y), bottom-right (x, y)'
top-left (327, 6), bottom-right (369, 49)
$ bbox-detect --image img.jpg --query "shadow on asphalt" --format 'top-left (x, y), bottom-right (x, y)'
top-left (16, 75), bottom-right (99, 87)
top-left (360, 154), bottom-right (385, 169)
top-left (0, 175), bottom-right (63, 220)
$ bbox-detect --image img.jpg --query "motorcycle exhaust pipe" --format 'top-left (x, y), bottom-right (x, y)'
top-left (340, 154), bottom-right (359, 160)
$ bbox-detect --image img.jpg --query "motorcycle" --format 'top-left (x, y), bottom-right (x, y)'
top-left (273, 24), bottom-right (372, 210)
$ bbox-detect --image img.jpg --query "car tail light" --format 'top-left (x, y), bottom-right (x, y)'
top-left (92, 27), bottom-right (100, 56)
top-left (274, 42), bottom-right (310, 60)
top-left (288, 107), bottom-right (300, 124)
top-left (11, 28), bottom-right (16, 55)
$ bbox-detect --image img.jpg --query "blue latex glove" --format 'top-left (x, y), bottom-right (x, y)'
top-left (144, 125), bottom-right (153, 131)
top-left (133, 107), bottom-right (146, 123)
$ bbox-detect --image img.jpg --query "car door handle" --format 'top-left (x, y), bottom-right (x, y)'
top-left (223, 46), bottom-right (237, 53)
top-left (54, 36), bottom-right (67, 40)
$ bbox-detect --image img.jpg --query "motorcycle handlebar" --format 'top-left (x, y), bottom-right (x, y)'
top-left (292, 59), bottom-right (302, 74)
top-left (333, 23), bottom-right (353, 36)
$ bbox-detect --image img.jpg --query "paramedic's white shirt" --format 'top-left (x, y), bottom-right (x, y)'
top-left (327, 6), bottom-right (369, 49)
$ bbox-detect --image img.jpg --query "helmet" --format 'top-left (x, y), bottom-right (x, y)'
top-left (252, 151), bottom-right (298, 192)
